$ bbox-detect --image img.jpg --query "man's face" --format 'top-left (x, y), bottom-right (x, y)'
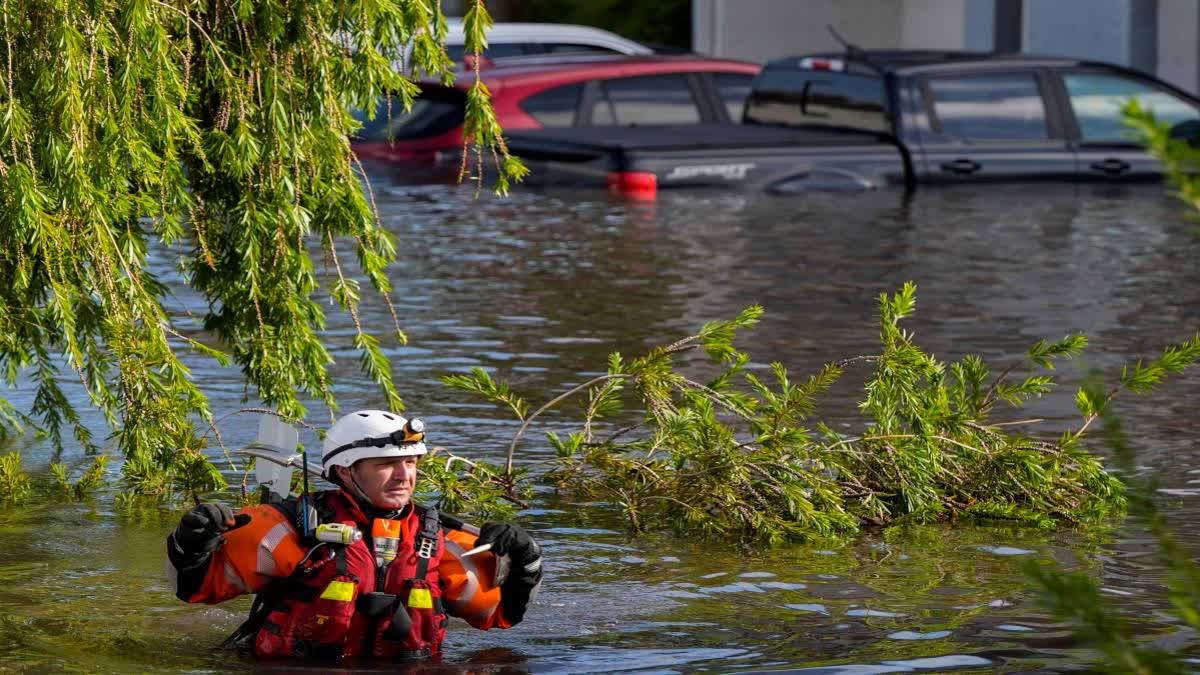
top-left (340, 456), bottom-right (419, 510)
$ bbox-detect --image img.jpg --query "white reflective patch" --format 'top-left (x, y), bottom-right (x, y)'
top-left (255, 521), bottom-right (291, 577)
top-left (261, 522), bottom-right (291, 552)
top-left (223, 560), bottom-right (248, 593)
top-left (257, 546), bottom-right (277, 577)
top-left (445, 539), bottom-right (480, 605)
top-left (523, 558), bottom-right (541, 574)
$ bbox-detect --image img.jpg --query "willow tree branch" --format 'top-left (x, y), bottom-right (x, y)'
top-left (506, 373), bottom-right (632, 476)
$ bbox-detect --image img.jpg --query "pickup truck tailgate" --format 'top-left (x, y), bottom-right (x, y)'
top-left (504, 124), bottom-right (907, 194)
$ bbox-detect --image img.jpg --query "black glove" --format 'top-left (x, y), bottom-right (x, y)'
top-left (166, 503), bottom-right (251, 601)
top-left (476, 523), bottom-right (542, 625)
top-left (169, 503), bottom-right (251, 561)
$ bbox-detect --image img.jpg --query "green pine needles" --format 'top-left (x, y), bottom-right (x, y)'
top-left (0, 1), bottom-right (523, 498)
top-left (445, 283), bottom-right (1199, 545)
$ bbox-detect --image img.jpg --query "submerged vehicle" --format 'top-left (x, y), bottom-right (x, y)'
top-left (501, 50), bottom-right (1200, 197)
top-left (351, 53), bottom-right (761, 173)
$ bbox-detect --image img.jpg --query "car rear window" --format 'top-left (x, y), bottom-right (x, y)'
top-left (352, 86), bottom-right (467, 141)
top-left (519, 84), bottom-right (584, 127)
top-left (590, 74), bottom-right (701, 126)
top-left (745, 67), bottom-right (887, 132)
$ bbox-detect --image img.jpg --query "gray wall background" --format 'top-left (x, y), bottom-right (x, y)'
top-left (692, 0), bottom-right (1200, 94)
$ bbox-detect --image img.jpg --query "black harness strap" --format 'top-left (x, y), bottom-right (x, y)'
top-left (414, 505), bottom-right (441, 580)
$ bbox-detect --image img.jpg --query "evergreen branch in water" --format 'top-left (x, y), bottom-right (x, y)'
top-left (448, 284), bottom-right (1197, 545)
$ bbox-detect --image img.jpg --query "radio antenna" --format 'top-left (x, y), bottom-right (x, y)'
top-left (827, 24), bottom-right (875, 70)
top-left (827, 25), bottom-right (865, 57)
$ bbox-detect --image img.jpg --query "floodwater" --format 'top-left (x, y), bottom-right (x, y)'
top-left (4, 176), bottom-right (1200, 673)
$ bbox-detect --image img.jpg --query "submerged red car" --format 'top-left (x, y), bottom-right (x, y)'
top-left (350, 54), bottom-right (761, 164)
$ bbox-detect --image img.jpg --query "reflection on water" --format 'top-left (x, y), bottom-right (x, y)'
top-left (3, 177), bottom-right (1200, 672)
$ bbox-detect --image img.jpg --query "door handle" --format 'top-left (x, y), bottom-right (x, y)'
top-left (940, 158), bottom-right (981, 175)
top-left (1090, 158), bottom-right (1131, 175)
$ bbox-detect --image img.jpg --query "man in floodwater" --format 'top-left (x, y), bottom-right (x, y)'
top-left (166, 410), bottom-right (542, 661)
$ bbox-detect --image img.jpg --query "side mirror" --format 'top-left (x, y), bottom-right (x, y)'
top-left (1168, 119), bottom-right (1200, 147)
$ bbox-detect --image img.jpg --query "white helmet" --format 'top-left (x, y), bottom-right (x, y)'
top-left (322, 410), bottom-right (427, 477)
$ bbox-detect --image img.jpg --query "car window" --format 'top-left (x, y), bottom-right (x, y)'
top-left (520, 83), bottom-right (583, 127)
top-left (712, 72), bottom-right (754, 121)
top-left (445, 43), bottom-right (534, 62)
top-left (1064, 72), bottom-right (1200, 142)
top-left (351, 87), bottom-right (466, 141)
top-left (743, 68), bottom-right (888, 133)
top-left (591, 75), bottom-right (701, 126)
top-left (543, 43), bottom-right (619, 54)
top-left (928, 74), bottom-right (1048, 140)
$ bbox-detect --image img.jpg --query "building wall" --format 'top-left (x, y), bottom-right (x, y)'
top-left (1024, 0), bottom-right (1157, 73)
top-left (1157, 0), bottom-right (1200, 93)
top-left (694, 0), bottom-right (1197, 94)
top-left (690, 0), bottom-right (1005, 62)
top-left (964, 0), bottom-right (999, 51)
top-left (899, 0), bottom-right (969, 50)
top-left (692, 0), bottom-right (905, 63)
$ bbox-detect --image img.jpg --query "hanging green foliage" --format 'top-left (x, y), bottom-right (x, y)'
top-left (1028, 382), bottom-right (1200, 674)
top-left (1123, 100), bottom-right (1200, 218)
top-left (0, 0), bottom-right (522, 498)
top-left (445, 283), bottom-right (1199, 545)
top-left (1020, 99), bottom-right (1200, 675)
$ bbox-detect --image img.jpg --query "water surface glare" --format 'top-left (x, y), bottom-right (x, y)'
top-left (4, 179), bottom-right (1200, 672)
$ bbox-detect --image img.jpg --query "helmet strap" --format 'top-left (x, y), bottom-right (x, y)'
top-left (334, 464), bottom-right (374, 508)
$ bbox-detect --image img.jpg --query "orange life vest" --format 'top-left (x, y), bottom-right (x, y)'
top-left (185, 489), bottom-right (510, 660)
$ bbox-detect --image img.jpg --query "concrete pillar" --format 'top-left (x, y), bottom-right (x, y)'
top-left (1025, 0), bottom-right (1157, 73)
top-left (692, 0), bottom-right (716, 55)
top-left (1157, 0), bottom-right (1200, 94)
top-left (993, 0), bottom-right (1023, 52)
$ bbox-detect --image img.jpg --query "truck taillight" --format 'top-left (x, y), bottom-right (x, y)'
top-left (606, 171), bottom-right (657, 200)
top-left (799, 57), bottom-right (845, 72)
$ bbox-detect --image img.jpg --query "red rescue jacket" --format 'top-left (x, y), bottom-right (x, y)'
top-left (173, 489), bottom-right (514, 660)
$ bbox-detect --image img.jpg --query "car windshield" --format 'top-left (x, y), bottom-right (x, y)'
top-left (352, 86), bottom-right (467, 141)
